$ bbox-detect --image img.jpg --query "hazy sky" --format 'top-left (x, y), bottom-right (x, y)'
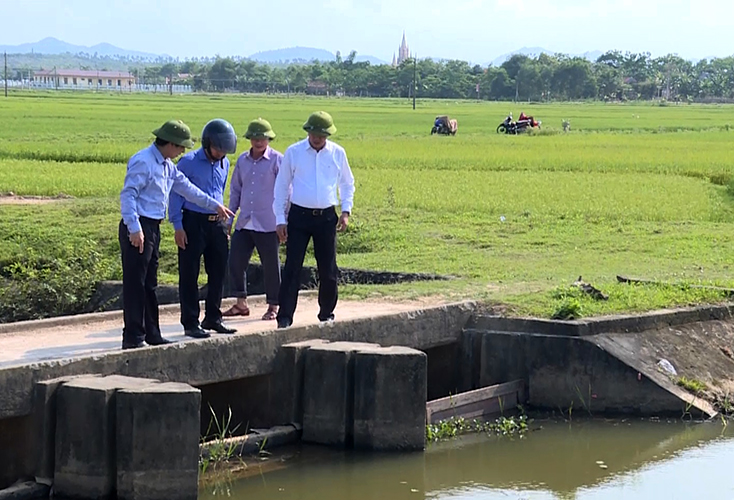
top-left (3, 0), bottom-right (733, 63)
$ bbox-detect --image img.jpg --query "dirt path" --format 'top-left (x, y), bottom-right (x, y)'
top-left (0, 194), bottom-right (73, 205)
top-left (0, 295), bottom-right (447, 368)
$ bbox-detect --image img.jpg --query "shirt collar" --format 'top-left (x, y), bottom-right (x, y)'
top-left (195, 147), bottom-right (217, 164)
top-left (306, 138), bottom-right (330, 153)
top-left (245, 146), bottom-right (271, 161)
top-left (149, 143), bottom-right (166, 164)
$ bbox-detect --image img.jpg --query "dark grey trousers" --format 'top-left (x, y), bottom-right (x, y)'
top-left (229, 229), bottom-right (281, 305)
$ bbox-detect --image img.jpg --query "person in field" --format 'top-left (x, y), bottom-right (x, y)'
top-left (224, 118), bottom-right (284, 321)
top-left (273, 111), bottom-right (355, 328)
top-left (119, 120), bottom-right (234, 350)
top-left (169, 119), bottom-right (239, 339)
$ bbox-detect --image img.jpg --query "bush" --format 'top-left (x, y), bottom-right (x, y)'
top-left (550, 285), bottom-right (584, 319)
top-left (0, 240), bottom-right (115, 322)
top-left (552, 297), bottom-right (583, 320)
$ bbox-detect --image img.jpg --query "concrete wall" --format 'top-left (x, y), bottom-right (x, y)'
top-left (479, 331), bottom-right (697, 416)
top-left (0, 302), bottom-right (474, 420)
top-left (4, 301), bottom-right (728, 489)
top-left (198, 374), bottom-right (277, 435)
top-left (424, 343), bottom-right (461, 401)
top-left (0, 302), bottom-right (473, 489)
top-left (198, 342), bottom-right (461, 435)
top-left (0, 416), bottom-right (34, 487)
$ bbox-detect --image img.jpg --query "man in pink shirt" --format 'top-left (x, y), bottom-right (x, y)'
top-left (224, 118), bottom-right (283, 320)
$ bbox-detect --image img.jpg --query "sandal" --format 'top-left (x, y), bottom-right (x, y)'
top-left (223, 304), bottom-right (250, 317)
top-left (261, 306), bottom-right (278, 321)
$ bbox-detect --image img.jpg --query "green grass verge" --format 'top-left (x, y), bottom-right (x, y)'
top-left (2, 93), bottom-right (734, 321)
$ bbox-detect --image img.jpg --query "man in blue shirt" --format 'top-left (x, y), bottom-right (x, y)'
top-left (169, 119), bottom-right (238, 339)
top-left (119, 119), bottom-right (235, 350)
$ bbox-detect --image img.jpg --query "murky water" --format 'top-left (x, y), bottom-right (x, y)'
top-left (199, 418), bottom-right (734, 500)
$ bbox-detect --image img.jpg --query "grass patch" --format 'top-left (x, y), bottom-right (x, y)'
top-left (676, 377), bottom-right (708, 394)
top-left (3, 94), bottom-right (734, 321)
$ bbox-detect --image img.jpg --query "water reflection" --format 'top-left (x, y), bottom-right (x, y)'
top-left (199, 419), bottom-right (733, 500)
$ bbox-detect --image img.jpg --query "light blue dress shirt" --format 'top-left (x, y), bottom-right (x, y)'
top-left (120, 143), bottom-right (220, 234)
top-left (168, 148), bottom-right (230, 231)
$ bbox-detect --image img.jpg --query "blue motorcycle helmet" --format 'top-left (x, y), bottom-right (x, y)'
top-left (201, 119), bottom-right (237, 155)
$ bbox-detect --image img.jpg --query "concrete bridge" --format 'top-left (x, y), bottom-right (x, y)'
top-left (0, 293), bottom-right (728, 493)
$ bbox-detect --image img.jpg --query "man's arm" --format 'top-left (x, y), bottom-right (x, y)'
top-left (168, 190), bottom-right (185, 231)
top-left (273, 149), bottom-right (294, 226)
top-left (337, 149), bottom-right (355, 215)
top-left (171, 165), bottom-right (235, 221)
top-left (171, 166), bottom-right (219, 212)
top-left (228, 157), bottom-right (243, 216)
top-left (120, 157), bottom-right (148, 234)
top-left (168, 159), bottom-right (191, 249)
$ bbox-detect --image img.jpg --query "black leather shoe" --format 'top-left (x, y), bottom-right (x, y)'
top-left (277, 317), bottom-right (292, 329)
top-left (145, 337), bottom-right (173, 346)
top-left (122, 341), bottom-right (145, 350)
top-left (201, 320), bottom-right (237, 334)
top-left (184, 326), bottom-right (210, 339)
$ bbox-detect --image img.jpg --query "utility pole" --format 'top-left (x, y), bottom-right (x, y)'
top-left (412, 54), bottom-right (417, 110)
top-left (4, 52), bottom-right (7, 97)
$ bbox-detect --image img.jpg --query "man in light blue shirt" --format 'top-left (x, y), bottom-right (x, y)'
top-left (169, 119), bottom-right (238, 339)
top-left (119, 119), bottom-right (234, 350)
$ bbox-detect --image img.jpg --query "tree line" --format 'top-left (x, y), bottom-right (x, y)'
top-left (11, 49), bottom-right (734, 102)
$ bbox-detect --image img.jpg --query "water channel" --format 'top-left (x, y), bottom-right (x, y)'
top-left (199, 418), bottom-right (734, 500)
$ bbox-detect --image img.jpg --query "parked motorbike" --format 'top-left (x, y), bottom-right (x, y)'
top-left (496, 113), bottom-right (541, 134)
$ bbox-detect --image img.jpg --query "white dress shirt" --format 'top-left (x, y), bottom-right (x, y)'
top-left (273, 138), bottom-right (355, 225)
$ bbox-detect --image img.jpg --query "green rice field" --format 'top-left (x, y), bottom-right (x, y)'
top-left (1, 91), bottom-right (734, 321)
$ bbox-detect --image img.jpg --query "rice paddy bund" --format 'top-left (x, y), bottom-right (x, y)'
top-left (2, 91), bottom-right (734, 319)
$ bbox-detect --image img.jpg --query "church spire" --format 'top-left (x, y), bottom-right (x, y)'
top-left (397, 31), bottom-right (410, 65)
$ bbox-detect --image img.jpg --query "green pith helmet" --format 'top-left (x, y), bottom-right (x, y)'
top-left (303, 111), bottom-right (336, 136)
top-left (152, 120), bottom-right (195, 148)
top-left (245, 118), bottom-right (276, 140)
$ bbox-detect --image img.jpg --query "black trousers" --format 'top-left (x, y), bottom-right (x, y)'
top-left (229, 229), bottom-right (281, 305)
top-left (277, 205), bottom-right (339, 323)
top-left (178, 210), bottom-right (229, 329)
top-left (119, 217), bottom-right (162, 346)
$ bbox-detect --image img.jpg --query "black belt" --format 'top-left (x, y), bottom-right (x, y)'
top-left (139, 216), bottom-right (162, 225)
top-left (183, 209), bottom-right (219, 222)
top-left (291, 204), bottom-right (334, 216)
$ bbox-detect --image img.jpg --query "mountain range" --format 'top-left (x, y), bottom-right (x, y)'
top-left (2, 38), bottom-right (717, 68)
top-left (0, 37), bottom-right (166, 60)
top-left (0, 38), bottom-right (387, 65)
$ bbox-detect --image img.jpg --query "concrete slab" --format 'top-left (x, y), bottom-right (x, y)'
top-left (0, 295), bottom-right (444, 369)
top-left (116, 383), bottom-right (200, 500)
top-left (353, 346), bottom-right (427, 451)
top-left (301, 342), bottom-right (381, 447)
top-left (54, 376), bottom-right (160, 500)
top-left (276, 339), bottom-right (331, 425)
top-left (32, 375), bottom-right (97, 484)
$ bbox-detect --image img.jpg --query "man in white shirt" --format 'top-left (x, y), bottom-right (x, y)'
top-left (272, 111), bottom-right (355, 328)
